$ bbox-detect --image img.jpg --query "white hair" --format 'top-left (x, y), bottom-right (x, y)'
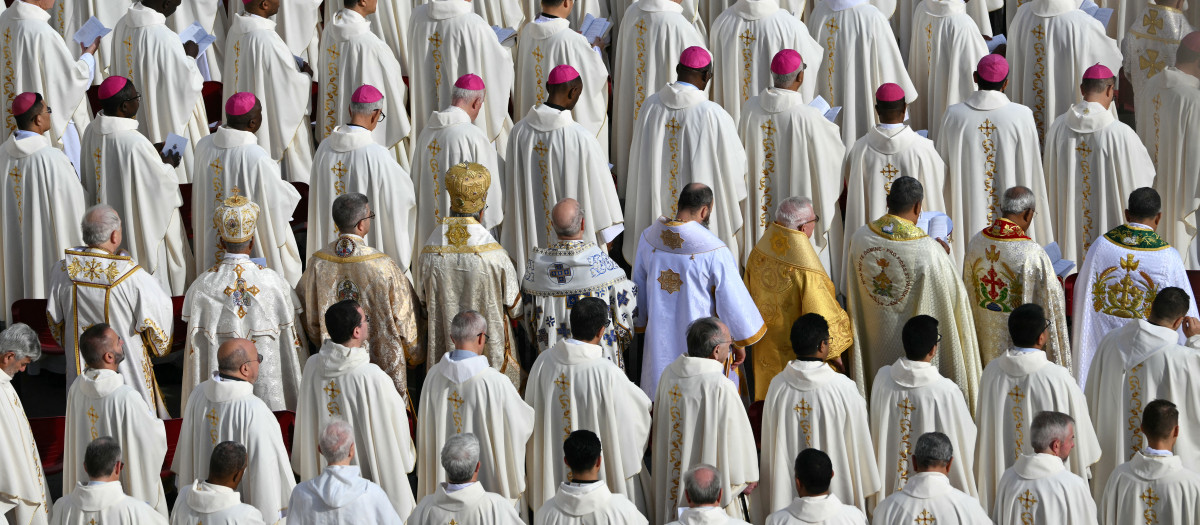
top-left (775, 196), bottom-right (814, 230)
top-left (81, 204), bottom-right (121, 247)
top-left (0, 323), bottom-right (41, 362)
top-left (451, 87), bottom-right (485, 105)
top-left (449, 310), bottom-right (488, 344)
top-left (348, 100), bottom-right (384, 116)
top-left (1000, 186), bottom-right (1036, 215)
top-left (319, 420), bottom-right (355, 464)
top-left (441, 433), bottom-right (481, 483)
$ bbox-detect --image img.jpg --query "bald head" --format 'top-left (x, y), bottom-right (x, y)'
top-left (683, 464), bottom-right (724, 506)
top-left (551, 198), bottom-right (584, 239)
top-left (216, 338), bottom-right (260, 383)
top-left (82, 204), bottom-right (121, 251)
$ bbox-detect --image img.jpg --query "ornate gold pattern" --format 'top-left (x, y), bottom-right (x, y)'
top-left (969, 244), bottom-right (1024, 313)
top-left (633, 20), bottom-right (648, 120)
top-left (324, 44), bottom-right (340, 136)
top-left (666, 117), bottom-right (681, 215)
top-left (915, 509), bottom-right (936, 524)
top-left (446, 223), bottom-right (471, 247)
top-left (1141, 486), bottom-right (1160, 524)
top-left (794, 398), bottom-right (814, 447)
top-left (1128, 363), bottom-right (1145, 459)
top-left (93, 147), bottom-right (103, 204)
top-left (1009, 385), bottom-right (1025, 461)
top-left (660, 229), bottom-right (684, 250)
top-left (896, 397), bottom-right (914, 489)
top-left (533, 45), bottom-right (546, 105)
top-left (122, 37), bottom-right (133, 82)
top-left (324, 379), bottom-right (342, 416)
top-left (759, 120), bottom-right (777, 228)
top-left (1031, 25), bottom-right (1047, 142)
top-left (448, 389), bottom-right (464, 433)
top-left (67, 258), bottom-right (84, 279)
top-left (1152, 94), bottom-right (1162, 162)
top-left (857, 244), bottom-right (914, 306)
top-left (1077, 140), bottom-right (1095, 251)
top-left (1140, 49), bottom-right (1166, 78)
top-left (739, 29), bottom-right (756, 102)
top-left (534, 141), bottom-right (551, 239)
top-left (8, 166), bottom-right (20, 225)
top-left (86, 405), bottom-right (99, 440)
top-left (979, 119), bottom-right (998, 221)
top-left (223, 265), bottom-right (261, 319)
top-left (824, 18), bottom-right (838, 99)
top-left (331, 160), bottom-right (348, 196)
top-left (554, 373), bottom-right (572, 440)
top-left (1018, 490), bottom-right (1039, 524)
top-left (429, 33), bottom-right (443, 90)
top-left (657, 269), bottom-right (683, 294)
top-left (880, 163), bottom-right (899, 193)
top-left (1143, 8), bottom-right (1164, 35)
top-left (1091, 254), bottom-right (1158, 319)
top-left (104, 262), bottom-right (120, 284)
top-left (3, 29), bottom-right (14, 133)
top-left (925, 22), bottom-right (932, 67)
top-left (141, 318), bottom-right (170, 358)
top-left (428, 139), bottom-right (442, 219)
top-left (206, 408), bottom-right (220, 445)
top-left (667, 385), bottom-right (684, 504)
top-left (233, 41), bottom-right (241, 78)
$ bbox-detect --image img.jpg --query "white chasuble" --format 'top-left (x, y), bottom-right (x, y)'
top-left (1122, 3), bottom-right (1193, 158)
top-left (534, 482), bottom-right (648, 525)
top-left (524, 339), bottom-right (651, 512)
top-left (0, 132), bottom-right (83, 325)
top-left (63, 369), bottom-right (168, 516)
top-left (623, 84), bottom-right (747, 266)
top-left (50, 481), bottom-right (166, 525)
top-left (230, 0), bottom-right (322, 64)
top-left (171, 481), bottom-right (266, 525)
top-left (937, 90), bottom-right (1050, 267)
top-left (651, 356), bottom-right (759, 525)
top-left (223, 13), bottom-right (313, 183)
top-left (906, 0), bottom-right (987, 140)
top-left (323, 1), bottom-right (413, 76)
top-left (758, 361), bottom-right (879, 518)
top-left (974, 349), bottom-right (1102, 511)
top-left (172, 377), bottom-right (296, 524)
top-left (292, 342), bottom-right (417, 519)
top-left (1100, 451), bottom-right (1200, 525)
top-left (871, 472), bottom-right (990, 525)
top-left (502, 105), bottom-right (623, 279)
top-left (869, 358), bottom-right (978, 500)
top-left (765, 494), bottom-right (866, 525)
top-left (0, 370), bottom-right (51, 525)
top-left (47, 248), bottom-right (174, 418)
top-left (181, 254), bottom-right (304, 411)
top-left (632, 218), bottom-right (766, 397)
top-left (992, 453), bottom-right (1098, 525)
top-left (415, 354), bottom-right (534, 502)
top-left (1147, 68), bottom-right (1200, 263)
top-left (111, 2), bottom-right (210, 184)
top-left (69, 0), bottom-right (133, 84)
top-left (407, 483), bottom-right (524, 525)
top-left (166, 0), bottom-right (228, 81)
top-left (514, 17), bottom-right (609, 152)
top-left (308, 125), bottom-right (416, 271)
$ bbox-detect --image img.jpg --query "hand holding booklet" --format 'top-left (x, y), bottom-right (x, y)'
top-left (73, 16), bottom-right (111, 47)
top-left (808, 95), bottom-right (842, 123)
top-left (179, 22), bottom-right (217, 55)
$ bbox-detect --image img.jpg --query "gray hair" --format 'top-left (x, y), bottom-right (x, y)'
top-left (683, 463), bottom-right (723, 505)
top-left (222, 239), bottom-right (253, 253)
top-left (774, 196), bottom-right (814, 230)
top-left (319, 420), bottom-right (355, 464)
top-left (771, 68), bottom-right (802, 89)
top-left (451, 87), bottom-right (485, 105)
top-left (81, 204), bottom-right (121, 247)
top-left (1031, 411), bottom-right (1075, 452)
top-left (912, 432), bottom-right (954, 470)
top-left (332, 193), bottom-right (370, 232)
top-left (449, 310), bottom-right (488, 345)
top-left (349, 100), bottom-right (384, 116)
top-left (441, 433), bottom-right (481, 483)
top-left (999, 186), bottom-right (1036, 215)
top-left (0, 323), bottom-right (41, 362)
top-left (552, 200), bottom-right (584, 237)
top-left (685, 317), bottom-right (725, 359)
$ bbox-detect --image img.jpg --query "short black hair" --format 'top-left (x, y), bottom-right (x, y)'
top-left (343, 0), bottom-right (361, 7)
top-left (790, 313), bottom-right (829, 359)
top-left (569, 297), bottom-right (609, 342)
top-left (208, 441), bottom-right (248, 479)
top-left (678, 182), bottom-right (714, 213)
top-left (977, 76), bottom-right (1006, 91)
top-left (324, 299), bottom-right (363, 344)
top-left (1143, 399), bottom-right (1180, 441)
top-left (677, 63), bottom-right (713, 79)
top-left (1008, 303), bottom-right (1047, 348)
top-left (793, 448), bottom-right (833, 494)
top-left (100, 82), bottom-right (137, 116)
top-left (13, 93), bottom-right (43, 131)
top-left (226, 100), bottom-right (261, 130)
top-left (1081, 76), bottom-right (1116, 95)
top-left (1150, 287), bottom-right (1192, 323)
top-left (547, 77), bottom-right (583, 97)
top-left (563, 430), bottom-right (602, 472)
top-left (1127, 187), bottom-right (1161, 221)
top-left (902, 315), bottom-right (939, 361)
top-left (886, 176), bottom-right (924, 212)
top-left (79, 323), bottom-right (113, 367)
top-left (541, 0), bottom-right (568, 5)
top-left (84, 436), bottom-right (122, 478)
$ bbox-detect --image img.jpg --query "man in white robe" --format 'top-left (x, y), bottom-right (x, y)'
top-left (1148, 35), bottom-right (1200, 263)
top-left (170, 441), bottom-right (266, 525)
top-left (666, 465), bottom-right (753, 525)
top-left (1123, 0), bottom-right (1193, 158)
top-left (624, 47), bottom-right (747, 264)
top-left (0, 92), bottom-right (84, 325)
top-left (992, 411), bottom-right (1099, 524)
top-left (406, 434), bottom-right (525, 525)
top-left (764, 449), bottom-right (867, 525)
top-left (322, 0), bottom-right (413, 76)
top-left (0, 324), bottom-right (51, 525)
top-left (651, 318), bottom-right (759, 523)
top-left (192, 93), bottom-right (302, 286)
top-left (51, 437), bottom-right (167, 525)
top-left (47, 205), bottom-right (174, 418)
top-left (1101, 399), bottom-right (1200, 525)
top-left (291, 300), bottom-right (416, 519)
top-left (70, 0), bottom-right (133, 83)
top-left (288, 420), bottom-right (404, 524)
top-left (758, 313), bottom-right (878, 518)
top-left (534, 430), bottom-right (649, 524)
top-left (906, 0), bottom-right (986, 141)
top-left (63, 325), bottom-right (168, 516)
top-left (975, 304), bottom-right (1102, 510)
top-left (171, 339), bottom-right (296, 524)
top-left (230, 0), bottom-right (321, 66)
top-left (872, 432), bottom-right (992, 525)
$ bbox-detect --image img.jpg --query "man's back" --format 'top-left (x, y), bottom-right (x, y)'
top-left (287, 466), bottom-right (402, 525)
top-left (170, 481), bottom-right (265, 525)
top-left (872, 472), bottom-right (990, 525)
top-left (1101, 451), bottom-right (1200, 525)
top-left (992, 453), bottom-right (1098, 524)
top-left (407, 483), bottom-right (523, 525)
top-left (0, 368), bottom-right (51, 525)
top-left (765, 494), bottom-right (866, 525)
top-left (51, 481), bottom-right (166, 525)
top-left (0, 1), bottom-right (92, 141)
top-left (513, 20), bottom-right (608, 148)
top-left (1149, 68), bottom-right (1200, 258)
top-left (534, 483), bottom-right (647, 524)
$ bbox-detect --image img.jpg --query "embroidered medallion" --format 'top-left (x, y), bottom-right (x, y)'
top-left (969, 245), bottom-right (1022, 313)
top-left (769, 229), bottom-right (789, 256)
top-left (446, 223), bottom-right (471, 247)
top-left (547, 262), bottom-right (573, 284)
top-left (857, 246), bottom-right (913, 306)
top-left (223, 265), bottom-right (261, 319)
top-left (334, 237), bottom-right (356, 257)
top-left (660, 229), bottom-right (684, 250)
top-left (658, 269), bottom-right (683, 294)
top-left (1104, 224), bottom-right (1170, 251)
top-left (1092, 254), bottom-right (1158, 319)
top-left (336, 278), bottom-right (360, 301)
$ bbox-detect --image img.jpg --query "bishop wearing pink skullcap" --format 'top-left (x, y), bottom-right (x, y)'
top-left (1144, 31), bottom-right (1200, 260)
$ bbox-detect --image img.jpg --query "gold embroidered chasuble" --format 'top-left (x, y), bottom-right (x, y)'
top-left (0, 369), bottom-right (50, 525)
top-left (1122, 3), bottom-right (1194, 160)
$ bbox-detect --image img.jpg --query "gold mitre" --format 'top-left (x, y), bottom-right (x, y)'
top-left (445, 162), bottom-right (491, 214)
top-left (214, 192), bottom-right (260, 243)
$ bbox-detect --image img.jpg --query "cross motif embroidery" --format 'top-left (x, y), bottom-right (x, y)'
top-left (794, 398), bottom-right (813, 447)
top-left (429, 32), bottom-right (443, 89)
top-left (532, 46), bottom-right (546, 103)
top-left (331, 160), bottom-right (349, 196)
top-left (880, 163), bottom-right (900, 193)
top-left (978, 118), bottom-right (998, 219)
top-left (738, 30), bottom-right (756, 101)
top-left (448, 390), bottom-right (465, 433)
top-left (428, 139), bottom-right (442, 218)
top-left (223, 265), bottom-right (260, 319)
top-left (548, 263), bottom-right (572, 284)
top-left (1141, 486), bottom-right (1160, 524)
top-left (666, 117), bottom-right (681, 213)
top-left (87, 406), bottom-right (99, 440)
top-left (1076, 140), bottom-right (1095, 249)
top-left (1143, 8), bottom-right (1164, 35)
top-left (1140, 49), bottom-right (1166, 78)
top-left (324, 380), bottom-right (342, 415)
top-left (1009, 385), bottom-right (1025, 459)
top-left (657, 269), bottom-right (683, 294)
top-left (533, 140), bottom-right (552, 237)
top-left (914, 509), bottom-right (936, 524)
top-left (206, 408), bottom-right (220, 444)
top-left (210, 158), bottom-right (225, 202)
top-left (554, 373), bottom-right (572, 440)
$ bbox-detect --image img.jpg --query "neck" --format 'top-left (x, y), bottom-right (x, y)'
top-left (1149, 317), bottom-right (1177, 329)
top-left (571, 471), bottom-right (600, 482)
top-left (676, 210), bottom-right (703, 223)
top-left (218, 372), bottom-right (248, 383)
top-left (350, 5), bottom-right (372, 16)
top-left (879, 116), bottom-right (904, 125)
top-left (348, 116), bottom-right (375, 130)
top-left (455, 345), bottom-right (483, 355)
top-left (1147, 438), bottom-right (1176, 452)
top-left (545, 98), bottom-right (571, 111)
top-left (343, 338), bottom-right (365, 349)
top-left (329, 460), bottom-right (352, 467)
top-left (542, 7), bottom-right (570, 17)
top-left (678, 75), bottom-right (705, 89)
top-left (89, 243), bottom-right (119, 255)
top-left (92, 363), bottom-right (119, 373)
top-left (91, 474), bottom-right (119, 483)
top-left (889, 210), bottom-right (919, 223)
top-left (208, 478), bottom-right (239, 490)
top-left (1082, 94), bottom-right (1110, 109)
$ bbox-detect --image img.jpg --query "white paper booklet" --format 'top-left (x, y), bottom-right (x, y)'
top-left (1079, 0), bottom-right (1114, 28)
top-left (808, 95), bottom-right (842, 123)
top-left (161, 133), bottom-right (188, 158)
top-left (493, 26), bottom-right (518, 47)
top-left (986, 33), bottom-right (1007, 53)
top-left (73, 16), bottom-right (112, 47)
top-left (1043, 242), bottom-right (1076, 278)
top-left (580, 14), bottom-right (612, 43)
top-left (179, 21), bottom-right (218, 56)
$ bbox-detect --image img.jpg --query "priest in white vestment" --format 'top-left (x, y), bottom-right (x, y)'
top-left (63, 325), bottom-right (168, 516)
top-left (758, 314), bottom-right (879, 518)
top-left (80, 76), bottom-right (193, 295)
top-left (47, 205), bottom-right (174, 418)
top-left (192, 93), bottom-right (302, 286)
top-left (533, 430), bottom-right (649, 524)
top-left (623, 47), bottom-right (748, 264)
top-left (229, 0), bottom-right (322, 66)
top-left (166, 0), bottom-right (227, 80)
top-left (869, 315), bottom-right (978, 501)
top-left (0, 324), bottom-right (51, 525)
top-left (872, 432), bottom-right (992, 524)
top-left (323, 0), bottom-right (413, 76)
top-left (291, 300), bottom-right (416, 519)
top-left (632, 184), bottom-right (766, 396)
top-left (764, 449), bottom-right (867, 525)
top-left (1045, 65), bottom-right (1155, 264)
top-left (905, 0), bottom-right (987, 139)
top-left (406, 434), bottom-right (525, 525)
top-left (170, 441), bottom-right (266, 525)
top-left (502, 65), bottom-right (623, 279)
top-left (666, 464), bottom-right (753, 525)
top-left (975, 304), bottom-right (1102, 510)
top-left (0, 93), bottom-right (84, 325)
top-left (51, 437), bottom-right (167, 525)
top-left (992, 411), bottom-right (1099, 524)
top-left (288, 420), bottom-right (404, 524)
top-left (1147, 38), bottom-right (1200, 263)
top-left (1123, 0), bottom-right (1193, 159)
top-left (1100, 399), bottom-right (1200, 525)
top-left (651, 318), bottom-right (759, 523)
top-left (171, 339), bottom-right (296, 524)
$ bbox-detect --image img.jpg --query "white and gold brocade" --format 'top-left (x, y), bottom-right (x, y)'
top-left (0, 369), bottom-right (51, 525)
top-left (1122, 3), bottom-right (1193, 162)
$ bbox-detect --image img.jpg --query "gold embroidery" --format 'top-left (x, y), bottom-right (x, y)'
top-left (1141, 486), bottom-right (1160, 524)
top-left (1091, 254), bottom-right (1158, 318)
top-left (915, 509), bottom-right (936, 524)
top-left (534, 140), bottom-right (551, 239)
top-left (657, 269), bottom-right (683, 294)
top-left (331, 160), bottom-right (349, 196)
top-left (1018, 490), bottom-right (1039, 525)
top-left (46, 311), bottom-right (64, 343)
top-left (233, 41), bottom-right (241, 78)
top-left (668, 385), bottom-right (684, 504)
top-left (660, 229), bottom-right (684, 250)
top-left (3, 29), bottom-right (14, 133)
top-left (1009, 385), bottom-right (1025, 460)
top-left (759, 120), bottom-right (777, 228)
top-left (1128, 363), bottom-right (1145, 459)
top-left (428, 139), bottom-right (442, 219)
top-left (979, 119), bottom-right (998, 221)
top-left (1143, 8), bottom-right (1164, 35)
top-left (880, 163), bottom-right (899, 193)
top-left (8, 166), bottom-right (20, 225)
top-left (448, 389), bottom-right (465, 433)
top-left (446, 222), bottom-right (471, 247)
top-left (1077, 140), bottom-right (1095, 250)
top-left (429, 33), bottom-right (443, 91)
top-left (896, 397), bottom-right (914, 489)
top-left (532, 45), bottom-right (546, 105)
top-left (324, 380), bottom-right (342, 416)
top-left (554, 373), bottom-right (571, 440)
top-left (104, 262), bottom-right (120, 284)
top-left (1031, 25), bottom-right (1047, 142)
top-left (1139, 49), bottom-right (1167, 78)
top-left (93, 147), bottom-right (103, 203)
top-left (633, 20), bottom-right (648, 120)
top-left (824, 18), bottom-right (838, 100)
top-left (223, 265), bottom-right (261, 319)
top-left (141, 318), bottom-right (170, 358)
top-left (87, 406), bottom-right (99, 440)
top-left (324, 45), bottom-right (340, 136)
top-left (1152, 94), bottom-right (1161, 161)
top-left (81, 260), bottom-right (103, 281)
top-left (739, 30), bottom-right (756, 102)
top-left (67, 258), bottom-right (84, 279)
top-left (794, 398), bottom-right (813, 447)
top-left (206, 408), bottom-right (220, 445)
top-left (122, 37), bottom-right (133, 82)
top-left (925, 22), bottom-right (932, 67)
top-left (666, 117), bottom-right (681, 214)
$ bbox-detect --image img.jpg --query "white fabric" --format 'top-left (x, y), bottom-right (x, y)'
top-left (764, 494), bottom-right (867, 525)
top-left (992, 453), bottom-right (1098, 524)
top-left (69, 0), bottom-right (133, 83)
top-left (50, 481), bottom-right (166, 525)
top-left (230, 0), bottom-right (321, 63)
top-left (0, 370), bottom-right (51, 525)
top-left (906, 0), bottom-right (987, 140)
top-left (324, 1), bottom-right (413, 76)
top-left (170, 481), bottom-right (265, 525)
top-left (406, 482), bottom-right (524, 525)
top-left (1100, 451), bottom-right (1200, 525)
top-left (533, 482), bottom-right (648, 525)
top-left (1123, 5), bottom-right (1193, 159)
top-left (872, 472), bottom-right (990, 525)
top-left (287, 465), bottom-right (403, 525)
top-left (513, 17), bottom-right (609, 152)
top-left (1147, 68), bottom-right (1200, 263)
top-left (665, 506), bottom-right (753, 525)
top-left (166, 0), bottom-right (229, 81)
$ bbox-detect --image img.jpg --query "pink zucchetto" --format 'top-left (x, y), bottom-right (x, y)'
top-left (875, 83), bottom-right (905, 102)
top-left (97, 76), bottom-right (129, 100)
top-left (679, 46), bottom-right (712, 69)
top-left (770, 49), bottom-right (803, 75)
top-left (1082, 63), bottom-right (1114, 80)
top-left (1182, 31), bottom-right (1200, 53)
top-left (976, 54), bottom-right (1009, 83)
top-left (351, 85), bottom-right (384, 104)
top-left (225, 92), bottom-right (258, 116)
top-left (547, 65), bottom-right (580, 84)
top-left (11, 92), bottom-right (37, 116)
top-left (454, 74), bottom-right (485, 90)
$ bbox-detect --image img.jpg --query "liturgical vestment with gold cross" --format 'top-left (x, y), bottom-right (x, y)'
top-left (871, 472), bottom-right (990, 525)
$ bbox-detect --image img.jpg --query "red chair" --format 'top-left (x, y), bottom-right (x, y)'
top-left (170, 296), bottom-right (188, 355)
top-left (201, 81), bottom-right (224, 130)
top-left (179, 183), bottom-right (194, 244)
top-left (160, 418), bottom-right (184, 478)
top-left (28, 416), bottom-right (66, 476)
top-left (12, 298), bottom-right (64, 356)
top-left (291, 182), bottom-right (309, 232)
top-left (1063, 273), bottom-right (1078, 316)
top-left (275, 411), bottom-right (296, 455)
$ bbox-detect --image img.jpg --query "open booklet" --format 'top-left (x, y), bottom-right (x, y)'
top-left (986, 33), bottom-right (1007, 53)
top-left (492, 26), bottom-right (518, 47)
top-left (917, 211), bottom-right (953, 243)
top-left (73, 16), bottom-right (111, 46)
top-left (1043, 242), bottom-right (1076, 279)
top-left (580, 13), bottom-right (612, 44)
top-left (1079, 0), bottom-right (1114, 29)
top-left (179, 21), bottom-right (218, 56)
top-left (807, 95), bottom-right (842, 123)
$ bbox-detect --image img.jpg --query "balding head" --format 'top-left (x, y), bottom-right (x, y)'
top-left (319, 420), bottom-right (356, 465)
top-left (82, 204), bottom-right (122, 251)
top-left (216, 338), bottom-right (260, 383)
top-left (552, 198), bottom-right (584, 240)
top-left (683, 464), bottom-right (724, 506)
top-left (677, 183), bottom-right (715, 226)
top-left (79, 324), bottom-right (123, 371)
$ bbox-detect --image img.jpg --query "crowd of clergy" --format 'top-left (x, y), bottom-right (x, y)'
top-left (4, 0), bottom-right (1200, 522)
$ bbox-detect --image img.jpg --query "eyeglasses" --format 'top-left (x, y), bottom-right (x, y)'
top-left (936, 333), bottom-right (942, 344)
top-left (797, 215), bottom-right (820, 228)
top-left (377, 110), bottom-right (386, 122)
top-left (239, 353), bottom-right (264, 367)
top-left (361, 312), bottom-right (371, 324)
top-left (1042, 320), bottom-right (1052, 333)
top-left (123, 94), bottom-right (141, 104)
top-left (356, 212), bottom-right (375, 227)
top-left (477, 332), bottom-right (490, 343)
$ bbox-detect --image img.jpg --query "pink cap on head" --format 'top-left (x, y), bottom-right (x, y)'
top-left (875, 83), bottom-right (905, 102)
top-left (547, 64), bottom-right (580, 85)
top-left (455, 74), bottom-right (485, 90)
top-left (976, 54), bottom-right (1009, 82)
top-left (225, 92), bottom-right (258, 116)
top-left (1082, 63), bottom-right (1114, 80)
top-left (11, 92), bottom-right (37, 116)
top-left (770, 49), bottom-right (804, 75)
top-left (351, 85), bottom-right (383, 104)
top-left (1183, 31), bottom-right (1200, 53)
top-left (679, 46), bottom-right (712, 69)
top-left (97, 76), bottom-right (129, 100)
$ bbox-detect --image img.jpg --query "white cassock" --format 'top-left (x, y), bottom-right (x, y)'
top-left (110, 2), bottom-right (210, 184)
top-left (1084, 319), bottom-right (1200, 501)
top-left (709, 0), bottom-right (822, 123)
top-left (223, 13), bottom-right (314, 183)
top-left (230, 0), bottom-right (321, 65)
top-left (47, 248), bottom-right (174, 418)
top-left (192, 126), bottom-right (303, 286)
top-left (406, 483), bottom-right (524, 525)
top-left (623, 83), bottom-right (747, 266)
top-left (632, 218), bottom-right (766, 397)
top-left (937, 90), bottom-right (1051, 267)
top-left (171, 376), bottom-right (296, 524)
top-left (758, 361), bottom-right (879, 518)
top-left (1044, 101), bottom-right (1155, 264)
top-left (651, 356), bottom-right (759, 524)
top-left (808, 0), bottom-right (915, 145)
top-left (307, 125), bottom-right (416, 271)
top-left (0, 132), bottom-right (83, 325)
top-left (534, 483), bottom-right (647, 525)
top-left (524, 339), bottom-right (652, 512)
top-left (317, 9), bottom-right (412, 167)
top-left (1146, 68), bottom-right (1200, 263)
top-left (906, 0), bottom-right (987, 140)
top-left (80, 113), bottom-right (194, 295)
top-left (869, 358), bottom-right (978, 500)
top-left (50, 481), bottom-right (166, 525)
top-left (171, 481), bottom-right (266, 525)
top-left (1100, 450), bottom-right (1200, 525)
top-left (974, 348), bottom-right (1102, 510)
top-left (166, 0), bottom-right (228, 81)
top-left (1122, 3), bottom-right (1193, 161)
top-left (291, 341), bottom-right (417, 519)
top-left (871, 472), bottom-right (990, 525)
top-left (1005, 0), bottom-right (1121, 143)
top-left (501, 105), bottom-right (623, 278)
top-left (764, 494), bottom-right (866, 525)
top-left (287, 465), bottom-right (404, 525)
top-left (408, 0), bottom-right (515, 157)
top-left (513, 16), bottom-right (609, 152)
top-left (992, 453), bottom-right (1098, 524)
top-left (68, 0), bottom-right (132, 84)
top-left (0, 369), bottom-right (51, 525)
top-left (63, 369), bottom-right (168, 516)
top-left (322, 1), bottom-right (413, 75)
top-left (181, 253), bottom-right (305, 411)
top-left (667, 507), bottom-right (752, 525)
top-left (1071, 224), bottom-right (1198, 386)
top-left (415, 353), bottom-right (535, 502)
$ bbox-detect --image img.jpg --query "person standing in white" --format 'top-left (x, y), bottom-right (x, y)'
top-left (288, 420), bottom-right (404, 524)
top-left (170, 441), bottom-right (266, 525)
top-left (533, 430), bottom-right (649, 524)
top-left (871, 433), bottom-right (991, 524)
top-left (1146, 34), bottom-right (1200, 264)
top-left (406, 434), bottom-right (525, 525)
top-left (764, 449), bottom-right (867, 525)
top-left (905, 0), bottom-right (987, 140)
top-left (51, 437), bottom-right (167, 525)
top-left (666, 465), bottom-right (753, 525)
top-left (991, 411), bottom-right (1099, 524)
top-left (1100, 400), bottom-right (1200, 524)
top-left (0, 324), bottom-right (51, 525)
top-left (1122, 0), bottom-right (1193, 161)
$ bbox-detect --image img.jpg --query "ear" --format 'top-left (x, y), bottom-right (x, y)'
top-left (1174, 425), bottom-right (1181, 438)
